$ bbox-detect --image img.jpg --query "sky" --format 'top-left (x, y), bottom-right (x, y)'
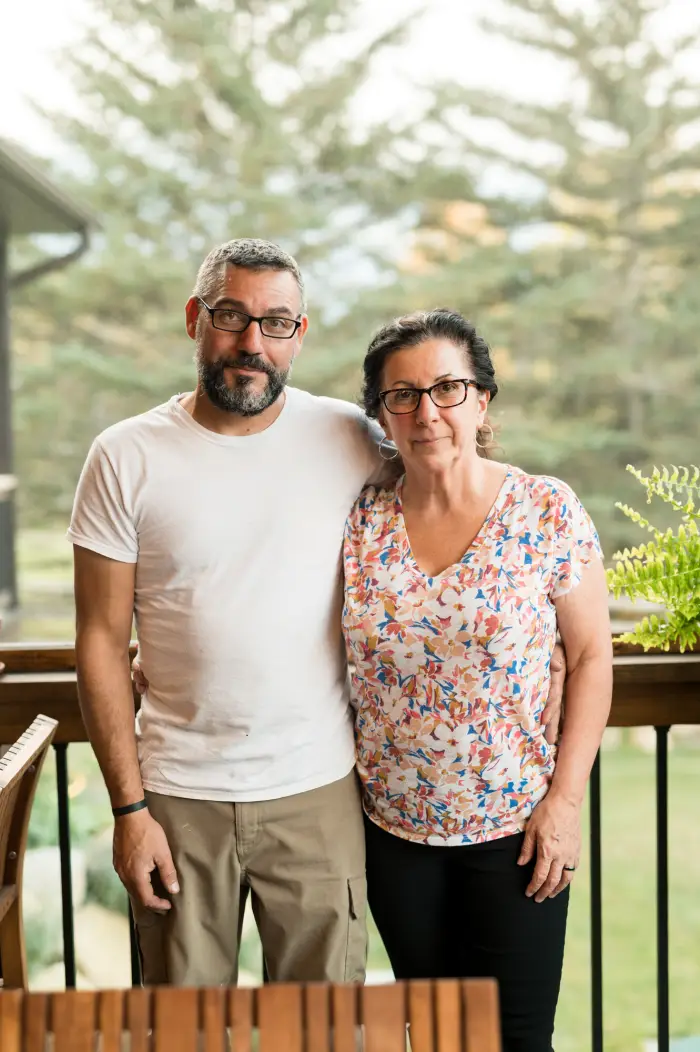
top-left (0, 0), bottom-right (698, 161)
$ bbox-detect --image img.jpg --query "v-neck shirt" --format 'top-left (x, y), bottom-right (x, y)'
top-left (341, 465), bottom-right (602, 845)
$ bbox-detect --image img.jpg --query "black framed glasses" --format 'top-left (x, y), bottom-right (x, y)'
top-left (198, 299), bottom-right (302, 339)
top-left (380, 378), bottom-right (481, 415)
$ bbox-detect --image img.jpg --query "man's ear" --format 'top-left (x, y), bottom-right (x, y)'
top-left (185, 296), bottom-right (201, 340)
top-left (292, 314), bottom-right (309, 358)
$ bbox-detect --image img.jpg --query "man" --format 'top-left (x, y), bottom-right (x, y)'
top-left (69, 238), bottom-right (565, 986)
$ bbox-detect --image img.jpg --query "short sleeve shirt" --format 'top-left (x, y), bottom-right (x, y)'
top-left (342, 466), bottom-right (603, 845)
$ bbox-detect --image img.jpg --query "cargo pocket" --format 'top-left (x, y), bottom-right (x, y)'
top-left (130, 900), bottom-right (169, 985)
top-left (344, 875), bottom-right (368, 982)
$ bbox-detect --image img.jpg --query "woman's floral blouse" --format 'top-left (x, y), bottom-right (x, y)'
top-left (342, 466), bottom-right (602, 845)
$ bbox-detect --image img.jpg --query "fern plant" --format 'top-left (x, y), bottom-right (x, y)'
top-left (607, 465), bottom-right (700, 652)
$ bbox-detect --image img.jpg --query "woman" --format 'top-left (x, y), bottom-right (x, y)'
top-left (342, 309), bottom-right (612, 1052)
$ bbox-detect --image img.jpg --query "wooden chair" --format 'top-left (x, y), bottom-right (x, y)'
top-left (0, 979), bottom-right (501, 1050)
top-left (0, 715), bottom-right (58, 989)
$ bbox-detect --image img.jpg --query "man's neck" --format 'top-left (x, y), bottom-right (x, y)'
top-left (180, 386), bottom-right (287, 437)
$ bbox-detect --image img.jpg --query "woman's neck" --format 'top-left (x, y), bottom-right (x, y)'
top-left (402, 454), bottom-right (504, 513)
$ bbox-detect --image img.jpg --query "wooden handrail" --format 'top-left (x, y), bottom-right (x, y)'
top-left (1, 636), bottom-right (699, 674)
top-left (0, 642), bottom-right (698, 742)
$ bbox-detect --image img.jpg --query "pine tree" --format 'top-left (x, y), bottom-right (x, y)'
top-left (11, 0), bottom-right (472, 525)
top-left (326, 0), bottom-right (700, 548)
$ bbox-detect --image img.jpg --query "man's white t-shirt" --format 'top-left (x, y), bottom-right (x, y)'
top-left (67, 388), bottom-right (381, 801)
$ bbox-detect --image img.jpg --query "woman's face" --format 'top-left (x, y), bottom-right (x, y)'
top-left (378, 338), bottom-right (490, 469)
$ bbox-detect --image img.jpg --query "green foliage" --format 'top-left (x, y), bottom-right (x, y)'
top-left (8, 0), bottom-right (700, 558)
top-left (607, 465), bottom-right (700, 651)
top-left (12, 0), bottom-right (469, 527)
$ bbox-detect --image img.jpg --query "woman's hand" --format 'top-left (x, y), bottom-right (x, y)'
top-left (131, 645), bottom-right (149, 695)
top-left (518, 790), bottom-right (581, 902)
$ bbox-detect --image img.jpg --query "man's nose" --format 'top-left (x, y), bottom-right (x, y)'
top-left (236, 319), bottom-right (266, 355)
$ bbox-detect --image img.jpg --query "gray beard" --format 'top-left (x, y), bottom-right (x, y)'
top-left (197, 352), bottom-right (291, 416)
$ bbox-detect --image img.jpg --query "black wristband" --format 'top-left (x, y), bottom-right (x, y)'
top-left (112, 798), bottom-right (148, 817)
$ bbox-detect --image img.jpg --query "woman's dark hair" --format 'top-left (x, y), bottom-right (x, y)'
top-left (361, 309), bottom-right (499, 455)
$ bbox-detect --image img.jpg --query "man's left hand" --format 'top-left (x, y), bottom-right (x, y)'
top-left (541, 642), bottom-right (566, 745)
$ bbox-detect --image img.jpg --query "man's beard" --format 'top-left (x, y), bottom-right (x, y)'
top-left (197, 350), bottom-right (291, 416)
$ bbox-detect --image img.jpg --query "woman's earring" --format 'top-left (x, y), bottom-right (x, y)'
top-left (378, 436), bottom-right (400, 461)
top-left (475, 424), bottom-right (494, 449)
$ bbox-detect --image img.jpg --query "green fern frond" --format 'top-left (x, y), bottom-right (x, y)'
top-left (626, 464), bottom-right (700, 519)
top-left (609, 465), bottom-right (700, 652)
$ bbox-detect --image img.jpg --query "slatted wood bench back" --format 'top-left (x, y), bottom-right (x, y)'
top-left (0, 979), bottom-right (501, 1050)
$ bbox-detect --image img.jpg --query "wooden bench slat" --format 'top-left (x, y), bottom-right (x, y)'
top-left (228, 987), bottom-right (253, 1052)
top-left (22, 992), bottom-right (48, 1052)
top-left (0, 990), bottom-right (22, 1052)
top-left (435, 981), bottom-right (462, 1052)
top-left (362, 983), bottom-right (407, 1052)
top-left (304, 984), bottom-right (331, 1052)
top-left (125, 988), bottom-right (151, 1052)
top-left (463, 979), bottom-right (501, 1052)
top-left (331, 985), bottom-right (359, 1052)
top-left (407, 981), bottom-right (435, 1052)
top-left (153, 987), bottom-right (199, 1052)
top-left (98, 990), bottom-right (124, 1052)
top-left (202, 987), bottom-right (226, 1052)
top-left (52, 991), bottom-right (97, 1052)
top-left (257, 984), bottom-right (303, 1052)
top-left (2, 979), bottom-right (502, 1050)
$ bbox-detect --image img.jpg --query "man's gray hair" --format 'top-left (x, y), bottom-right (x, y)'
top-left (193, 238), bottom-right (306, 310)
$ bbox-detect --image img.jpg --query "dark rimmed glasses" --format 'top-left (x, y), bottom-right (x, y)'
top-left (198, 299), bottom-right (302, 339)
top-left (379, 378), bottom-right (481, 415)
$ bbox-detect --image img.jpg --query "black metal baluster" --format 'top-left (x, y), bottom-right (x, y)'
top-left (590, 750), bottom-right (603, 1052)
top-left (128, 900), bottom-right (141, 986)
top-left (656, 726), bottom-right (670, 1052)
top-left (54, 742), bottom-right (76, 988)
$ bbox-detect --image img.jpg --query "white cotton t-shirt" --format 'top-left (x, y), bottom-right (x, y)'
top-left (67, 388), bottom-right (381, 801)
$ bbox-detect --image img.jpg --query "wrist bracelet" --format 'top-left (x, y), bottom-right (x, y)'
top-left (112, 799), bottom-right (148, 817)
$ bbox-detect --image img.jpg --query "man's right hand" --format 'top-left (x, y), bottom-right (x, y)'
top-left (113, 808), bottom-right (180, 911)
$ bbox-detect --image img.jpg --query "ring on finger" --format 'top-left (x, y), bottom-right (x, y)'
top-left (563, 865), bottom-right (576, 872)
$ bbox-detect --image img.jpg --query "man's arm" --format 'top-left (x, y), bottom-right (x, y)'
top-left (74, 545), bottom-right (178, 910)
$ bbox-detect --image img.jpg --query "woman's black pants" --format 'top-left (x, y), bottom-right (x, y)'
top-left (364, 814), bottom-right (569, 1052)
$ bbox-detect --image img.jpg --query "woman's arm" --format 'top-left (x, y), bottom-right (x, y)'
top-left (518, 557), bottom-right (612, 900)
top-left (548, 557), bottom-right (613, 805)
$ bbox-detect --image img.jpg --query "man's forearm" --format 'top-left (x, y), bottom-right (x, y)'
top-left (549, 654), bottom-right (612, 807)
top-left (76, 628), bottom-right (144, 809)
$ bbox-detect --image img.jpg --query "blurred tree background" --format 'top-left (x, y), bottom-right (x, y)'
top-left (9, 0), bottom-right (699, 552)
top-left (3, 1), bottom-right (700, 1046)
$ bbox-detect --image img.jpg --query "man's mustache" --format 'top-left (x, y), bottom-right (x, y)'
top-left (214, 353), bottom-right (274, 376)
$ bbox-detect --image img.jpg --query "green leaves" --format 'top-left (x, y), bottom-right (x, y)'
top-left (607, 464), bottom-right (700, 651)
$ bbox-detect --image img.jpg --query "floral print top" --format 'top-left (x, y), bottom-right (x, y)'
top-left (342, 466), bottom-right (602, 845)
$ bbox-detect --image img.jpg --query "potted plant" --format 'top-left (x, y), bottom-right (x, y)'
top-left (607, 465), bottom-right (700, 652)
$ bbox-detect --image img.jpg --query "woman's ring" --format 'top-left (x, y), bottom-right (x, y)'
top-left (563, 865), bottom-right (576, 872)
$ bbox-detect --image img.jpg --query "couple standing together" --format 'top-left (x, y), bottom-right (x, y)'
top-left (69, 238), bottom-right (612, 1052)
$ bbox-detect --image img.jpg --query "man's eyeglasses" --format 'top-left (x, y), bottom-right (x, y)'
top-left (198, 299), bottom-right (302, 339)
top-left (380, 379), bottom-right (481, 415)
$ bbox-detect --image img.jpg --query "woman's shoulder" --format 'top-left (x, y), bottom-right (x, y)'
top-left (351, 478), bottom-right (401, 511)
top-left (347, 478), bottom-right (401, 528)
top-left (507, 466), bottom-right (578, 506)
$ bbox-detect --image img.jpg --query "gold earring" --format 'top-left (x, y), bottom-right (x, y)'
top-left (475, 424), bottom-right (494, 449)
top-left (378, 436), bottom-right (400, 461)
